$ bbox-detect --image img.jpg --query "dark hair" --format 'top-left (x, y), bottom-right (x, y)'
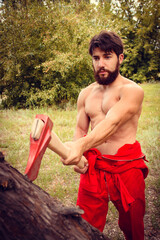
top-left (89, 30), bottom-right (124, 57)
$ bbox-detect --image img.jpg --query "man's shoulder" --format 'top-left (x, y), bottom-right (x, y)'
top-left (79, 82), bottom-right (97, 97)
top-left (120, 78), bottom-right (144, 99)
top-left (82, 82), bottom-right (97, 91)
top-left (121, 78), bottom-right (144, 92)
top-left (77, 83), bottom-right (96, 107)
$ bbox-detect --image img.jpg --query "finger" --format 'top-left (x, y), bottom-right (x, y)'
top-left (61, 158), bottom-right (76, 166)
top-left (61, 159), bottom-right (69, 165)
top-left (74, 165), bottom-right (88, 174)
top-left (81, 156), bottom-right (88, 167)
top-left (84, 160), bottom-right (89, 167)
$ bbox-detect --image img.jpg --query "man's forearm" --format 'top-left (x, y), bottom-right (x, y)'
top-left (77, 117), bottom-right (118, 153)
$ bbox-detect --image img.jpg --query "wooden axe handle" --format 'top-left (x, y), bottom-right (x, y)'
top-left (48, 132), bottom-right (85, 169)
top-left (31, 118), bottom-right (85, 168)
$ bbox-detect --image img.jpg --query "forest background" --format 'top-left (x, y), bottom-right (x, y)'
top-left (0, 1), bottom-right (160, 239)
top-left (0, 0), bottom-right (159, 109)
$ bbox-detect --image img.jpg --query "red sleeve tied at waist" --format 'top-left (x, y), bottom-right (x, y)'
top-left (80, 141), bottom-right (149, 212)
top-left (113, 174), bottom-right (135, 211)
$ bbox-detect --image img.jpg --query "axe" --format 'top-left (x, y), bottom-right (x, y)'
top-left (25, 114), bottom-right (85, 181)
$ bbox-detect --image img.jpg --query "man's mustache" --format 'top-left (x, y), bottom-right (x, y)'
top-left (96, 68), bottom-right (110, 75)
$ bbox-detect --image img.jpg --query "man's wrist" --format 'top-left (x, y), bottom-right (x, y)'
top-left (76, 137), bottom-right (88, 154)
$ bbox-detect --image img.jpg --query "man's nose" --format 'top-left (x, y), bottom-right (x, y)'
top-left (98, 58), bottom-right (105, 68)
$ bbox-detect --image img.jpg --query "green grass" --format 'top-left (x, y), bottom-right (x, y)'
top-left (0, 83), bottom-right (160, 215)
top-left (0, 107), bottom-right (79, 204)
top-left (137, 83), bottom-right (160, 171)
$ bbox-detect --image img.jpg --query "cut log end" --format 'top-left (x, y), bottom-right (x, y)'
top-left (0, 152), bottom-right (109, 240)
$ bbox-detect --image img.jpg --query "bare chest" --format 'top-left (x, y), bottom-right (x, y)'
top-left (85, 89), bottom-right (120, 120)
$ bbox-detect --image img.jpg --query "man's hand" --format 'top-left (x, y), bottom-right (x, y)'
top-left (60, 141), bottom-right (88, 168)
top-left (73, 156), bottom-right (88, 174)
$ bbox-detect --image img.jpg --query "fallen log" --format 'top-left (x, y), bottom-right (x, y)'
top-left (0, 152), bottom-right (109, 240)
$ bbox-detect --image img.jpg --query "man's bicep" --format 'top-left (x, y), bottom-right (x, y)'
top-left (74, 108), bottom-right (90, 140)
top-left (74, 89), bottom-right (90, 139)
top-left (123, 85), bottom-right (144, 113)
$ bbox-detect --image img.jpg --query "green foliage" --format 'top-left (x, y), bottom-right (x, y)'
top-left (112, 0), bottom-right (160, 82)
top-left (0, 0), bottom-right (159, 109)
top-left (0, 1), bottom-right (48, 108)
top-left (0, 0), bottom-right (112, 108)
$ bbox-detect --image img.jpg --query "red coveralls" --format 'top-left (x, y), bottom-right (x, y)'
top-left (77, 141), bottom-right (148, 240)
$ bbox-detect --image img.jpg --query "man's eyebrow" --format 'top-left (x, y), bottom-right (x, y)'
top-left (92, 54), bottom-right (99, 58)
top-left (92, 51), bottom-right (113, 58)
top-left (104, 52), bottom-right (112, 56)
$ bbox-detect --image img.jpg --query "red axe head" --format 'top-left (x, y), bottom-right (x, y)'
top-left (25, 114), bottom-right (53, 181)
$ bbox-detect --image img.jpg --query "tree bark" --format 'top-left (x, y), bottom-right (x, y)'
top-left (0, 152), bottom-right (109, 240)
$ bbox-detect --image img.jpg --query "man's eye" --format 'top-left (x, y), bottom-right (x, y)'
top-left (105, 55), bottom-right (111, 59)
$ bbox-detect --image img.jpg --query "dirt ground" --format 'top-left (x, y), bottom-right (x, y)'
top-left (103, 172), bottom-right (160, 240)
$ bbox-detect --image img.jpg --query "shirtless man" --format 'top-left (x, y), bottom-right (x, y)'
top-left (61, 31), bottom-right (148, 240)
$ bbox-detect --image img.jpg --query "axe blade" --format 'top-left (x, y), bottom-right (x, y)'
top-left (25, 114), bottom-right (53, 181)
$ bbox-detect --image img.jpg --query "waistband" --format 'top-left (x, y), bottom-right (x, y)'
top-left (86, 141), bottom-right (147, 162)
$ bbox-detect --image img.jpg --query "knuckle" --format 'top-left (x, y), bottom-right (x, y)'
top-left (62, 160), bottom-right (67, 165)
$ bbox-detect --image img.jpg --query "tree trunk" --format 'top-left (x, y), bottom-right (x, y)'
top-left (0, 153), bottom-right (109, 240)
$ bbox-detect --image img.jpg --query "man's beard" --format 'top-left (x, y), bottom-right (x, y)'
top-left (94, 61), bottom-right (120, 85)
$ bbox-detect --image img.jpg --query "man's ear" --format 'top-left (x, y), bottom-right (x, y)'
top-left (119, 53), bottom-right (124, 65)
